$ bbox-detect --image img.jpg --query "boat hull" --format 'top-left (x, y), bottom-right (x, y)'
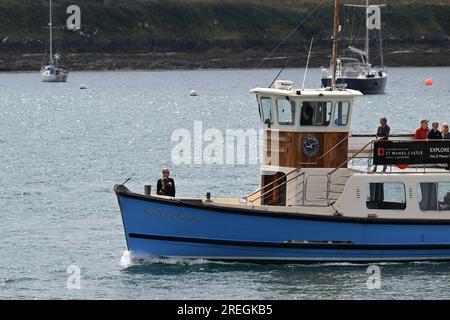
top-left (115, 186), bottom-right (450, 263)
top-left (321, 76), bottom-right (387, 94)
top-left (41, 73), bottom-right (68, 82)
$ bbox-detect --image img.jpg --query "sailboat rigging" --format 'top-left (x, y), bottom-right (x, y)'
top-left (41, 0), bottom-right (69, 82)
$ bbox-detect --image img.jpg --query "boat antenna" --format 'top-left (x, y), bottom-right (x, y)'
top-left (301, 37), bottom-right (314, 91)
top-left (331, 0), bottom-right (341, 90)
top-left (268, 59), bottom-right (289, 88)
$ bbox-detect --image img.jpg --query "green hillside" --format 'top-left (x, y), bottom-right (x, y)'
top-left (1, 0), bottom-right (450, 70)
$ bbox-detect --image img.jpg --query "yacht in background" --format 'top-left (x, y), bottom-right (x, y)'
top-left (41, 0), bottom-right (69, 82)
top-left (321, 0), bottom-right (387, 94)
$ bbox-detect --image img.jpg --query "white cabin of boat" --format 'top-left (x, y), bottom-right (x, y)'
top-left (249, 81), bottom-right (362, 207)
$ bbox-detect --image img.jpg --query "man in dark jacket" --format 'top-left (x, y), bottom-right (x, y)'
top-left (373, 117), bottom-right (390, 173)
top-left (157, 168), bottom-right (176, 197)
top-left (428, 122), bottom-right (442, 140)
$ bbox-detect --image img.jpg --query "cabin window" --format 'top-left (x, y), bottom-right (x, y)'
top-left (333, 101), bottom-right (350, 126)
top-left (277, 98), bottom-right (295, 125)
top-left (260, 97), bottom-right (273, 125)
top-left (418, 182), bottom-right (450, 211)
top-left (366, 182), bottom-right (406, 210)
top-left (300, 101), bottom-right (332, 126)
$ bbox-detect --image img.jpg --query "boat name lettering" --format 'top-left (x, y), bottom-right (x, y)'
top-left (144, 209), bottom-right (202, 222)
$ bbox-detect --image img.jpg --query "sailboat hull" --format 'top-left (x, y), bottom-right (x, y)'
top-left (322, 75), bottom-right (387, 94)
top-left (41, 66), bottom-right (69, 82)
top-left (41, 73), bottom-right (68, 82)
top-left (115, 185), bottom-right (450, 263)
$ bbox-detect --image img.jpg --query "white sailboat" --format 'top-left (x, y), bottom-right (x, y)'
top-left (41, 0), bottom-right (69, 82)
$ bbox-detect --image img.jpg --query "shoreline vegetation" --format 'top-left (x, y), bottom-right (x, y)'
top-left (1, 0), bottom-right (449, 71)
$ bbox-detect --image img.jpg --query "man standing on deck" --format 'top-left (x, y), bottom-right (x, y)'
top-left (157, 168), bottom-right (176, 197)
top-left (373, 117), bottom-right (390, 173)
top-left (428, 122), bottom-right (442, 140)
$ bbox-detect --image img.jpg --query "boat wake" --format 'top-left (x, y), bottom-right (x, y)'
top-left (119, 251), bottom-right (422, 269)
top-left (119, 251), bottom-right (238, 268)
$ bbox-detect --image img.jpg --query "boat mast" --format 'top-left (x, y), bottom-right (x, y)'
top-left (379, 28), bottom-right (384, 67)
top-left (364, 0), bottom-right (370, 64)
top-left (331, 0), bottom-right (340, 90)
top-left (49, 0), bottom-right (53, 64)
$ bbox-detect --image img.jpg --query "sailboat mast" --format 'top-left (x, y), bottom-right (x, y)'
top-left (49, 0), bottom-right (53, 64)
top-left (379, 28), bottom-right (384, 67)
top-left (365, 0), bottom-right (369, 64)
top-left (331, 0), bottom-right (340, 90)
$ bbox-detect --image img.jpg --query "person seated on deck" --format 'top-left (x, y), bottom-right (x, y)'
top-left (300, 103), bottom-right (313, 126)
top-left (428, 122), bottom-right (442, 140)
top-left (157, 168), bottom-right (176, 197)
top-left (414, 119), bottom-right (429, 140)
top-left (440, 192), bottom-right (450, 211)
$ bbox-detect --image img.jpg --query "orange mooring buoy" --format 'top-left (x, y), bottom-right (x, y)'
top-left (425, 79), bottom-right (433, 86)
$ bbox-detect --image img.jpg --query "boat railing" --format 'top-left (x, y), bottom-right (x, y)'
top-left (348, 133), bottom-right (414, 158)
top-left (300, 139), bottom-right (376, 207)
top-left (248, 170), bottom-right (306, 205)
top-left (246, 167), bottom-right (301, 203)
top-left (330, 139), bottom-right (376, 176)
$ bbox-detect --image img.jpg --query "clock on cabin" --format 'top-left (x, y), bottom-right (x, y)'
top-left (301, 136), bottom-right (320, 157)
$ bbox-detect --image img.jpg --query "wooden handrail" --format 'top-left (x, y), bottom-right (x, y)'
top-left (318, 134), bottom-right (349, 160)
top-left (249, 171), bottom-right (305, 204)
top-left (246, 167), bottom-right (300, 200)
top-left (329, 139), bottom-right (376, 175)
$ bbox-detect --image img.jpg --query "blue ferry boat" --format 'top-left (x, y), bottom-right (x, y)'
top-left (115, 82), bottom-right (450, 262)
top-left (115, 0), bottom-right (450, 263)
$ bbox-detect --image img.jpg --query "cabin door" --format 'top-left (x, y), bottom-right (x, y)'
top-left (262, 172), bottom-right (287, 206)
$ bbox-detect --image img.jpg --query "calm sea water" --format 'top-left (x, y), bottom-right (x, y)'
top-left (1, 68), bottom-right (450, 299)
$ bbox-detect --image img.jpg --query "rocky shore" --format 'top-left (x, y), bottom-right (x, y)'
top-left (2, 41), bottom-right (449, 72)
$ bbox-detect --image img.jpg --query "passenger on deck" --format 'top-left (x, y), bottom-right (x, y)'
top-left (373, 117), bottom-right (390, 173)
top-left (414, 119), bottom-right (429, 140)
top-left (428, 122), bottom-right (442, 140)
top-left (442, 123), bottom-right (450, 139)
top-left (440, 192), bottom-right (450, 211)
top-left (157, 168), bottom-right (176, 197)
top-left (442, 123), bottom-right (450, 170)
